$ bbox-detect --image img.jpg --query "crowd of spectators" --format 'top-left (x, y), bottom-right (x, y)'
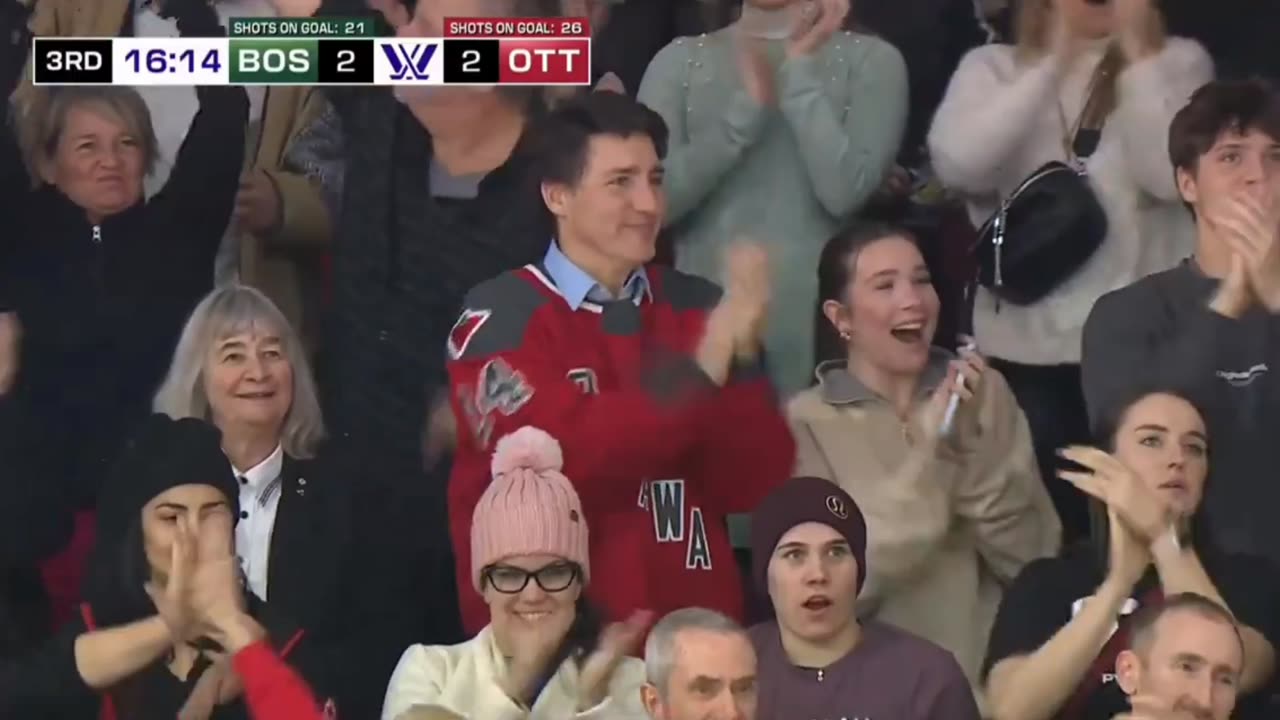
top-left (2, 0), bottom-right (1279, 718)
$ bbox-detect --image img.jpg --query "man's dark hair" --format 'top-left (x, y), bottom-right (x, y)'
top-left (1129, 592), bottom-right (1243, 658)
top-left (1168, 78), bottom-right (1280, 174)
top-left (525, 91), bottom-right (669, 189)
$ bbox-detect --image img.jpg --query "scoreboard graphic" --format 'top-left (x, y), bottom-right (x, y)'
top-left (30, 16), bottom-right (591, 86)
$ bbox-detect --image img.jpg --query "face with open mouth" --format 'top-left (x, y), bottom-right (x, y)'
top-left (832, 235), bottom-right (939, 377)
top-left (204, 325), bottom-right (294, 436)
top-left (484, 553), bottom-right (580, 657)
top-left (766, 522), bottom-right (858, 643)
top-left (1111, 392), bottom-right (1209, 518)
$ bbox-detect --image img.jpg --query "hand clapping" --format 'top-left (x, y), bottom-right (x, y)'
top-left (186, 512), bottom-right (250, 639)
top-left (145, 512), bottom-right (258, 653)
top-left (144, 516), bottom-right (199, 643)
top-left (1057, 446), bottom-right (1173, 545)
top-left (1209, 192), bottom-right (1280, 313)
top-left (787, 0), bottom-right (849, 59)
top-left (722, 241), bottom-right (771, 362)
top-left (1112, 0), bottom-right (1161, 61)
top-left (577, 610), bottom-right (653, 710)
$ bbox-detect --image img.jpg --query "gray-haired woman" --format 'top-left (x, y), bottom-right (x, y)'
top-left (153, 284), bottom-right (369, 715)
top-left (0, 0), bottom-right (246, 641)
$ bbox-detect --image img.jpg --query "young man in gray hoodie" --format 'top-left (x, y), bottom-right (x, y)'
top-left (1082, 78), bottom-right (1280, 569)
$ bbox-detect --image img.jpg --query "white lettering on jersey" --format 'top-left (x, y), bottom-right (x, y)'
top-left (648, 480), bottom-right (713, 571)
top-left (685, 507), bottom-right (712, 570)
top-left (651, 480), bottom-right (685, 542)
top-left (567, 368), bottom-right (599, 394)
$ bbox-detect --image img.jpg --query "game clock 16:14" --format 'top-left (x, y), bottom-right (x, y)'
top-left (113, 38), bottom-right (230, 85)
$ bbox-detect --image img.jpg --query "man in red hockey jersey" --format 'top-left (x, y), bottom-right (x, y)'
top-left (445, 91), bottom-right (796, 634)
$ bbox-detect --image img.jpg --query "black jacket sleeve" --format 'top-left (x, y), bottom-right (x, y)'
top-left (1081, 278), bottom-right (1237, 428)
top-left (0, 616), bottom-right (99, 718)
top-left (144, 0), bottom-right (248, 293)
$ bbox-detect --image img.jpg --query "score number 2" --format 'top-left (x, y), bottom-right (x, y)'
top-left (461, 49), bottom-right (481, 73)
top-left (336, 49), bottom-right (356, 72)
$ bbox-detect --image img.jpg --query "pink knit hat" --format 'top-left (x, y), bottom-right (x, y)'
top-left (470, 426), bottom-right (590, 592)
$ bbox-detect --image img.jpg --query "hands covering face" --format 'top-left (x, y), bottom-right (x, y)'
top-left (146, 514), bottom-right (248, 644)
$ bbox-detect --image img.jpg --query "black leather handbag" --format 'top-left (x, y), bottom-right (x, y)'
top-left (970, 160), bottom-right (1108, 306)
top-left (969, 54), bottom-right (1117, 307)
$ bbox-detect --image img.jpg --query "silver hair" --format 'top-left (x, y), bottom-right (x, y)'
top-left (153, 285), bottom-right (325, 458)
top-left (644, 607), bottom-right (745, 695)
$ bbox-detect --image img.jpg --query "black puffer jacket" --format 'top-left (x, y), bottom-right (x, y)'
top-left (0, 0), bottom-right (248, 548)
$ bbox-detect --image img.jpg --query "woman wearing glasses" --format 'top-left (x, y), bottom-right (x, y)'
top-left (381, 427), bottom-right (650, 720)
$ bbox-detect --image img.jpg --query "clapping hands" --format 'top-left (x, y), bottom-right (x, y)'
top-left (1209, 192), bottom-right (1280, 314)
top-left (1058, 446), bottom-right (1173, 544)
top-left (144, 514), bottom-right (257, 651)
top-left (787, 0), bottom-right (849, 59)
top-left (577, 610), bottom-right (653, 710)
top-left (722, 242), bottom-right (771, 362)
top-left (695, 242), bottom-right (771, 386)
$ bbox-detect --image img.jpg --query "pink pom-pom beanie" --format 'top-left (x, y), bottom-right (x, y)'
top-left (470, 426), bottom-right (590, 592)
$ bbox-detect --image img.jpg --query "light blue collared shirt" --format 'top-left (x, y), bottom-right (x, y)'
top-left (542, 242), bottom-right (651, 311)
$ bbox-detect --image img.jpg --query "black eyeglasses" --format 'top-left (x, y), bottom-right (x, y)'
top-left (483, 562), bottom-right (580, 594)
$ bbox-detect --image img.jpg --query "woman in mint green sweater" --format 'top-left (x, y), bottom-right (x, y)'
top-left (638, 0), bottom-right (909, 396)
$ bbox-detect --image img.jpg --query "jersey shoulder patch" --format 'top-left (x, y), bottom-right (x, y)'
top-left (448, 270), bottom-right (551, 361)
top-left (651, 265), bottom-right (723, 312)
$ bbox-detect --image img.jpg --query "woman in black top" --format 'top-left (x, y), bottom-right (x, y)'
top-left (982, 387), bottom-right (1280, 720)
top-left (2, 415), bottom-right (326, 719)
top-left (0, 0), bottom-right (247, 572)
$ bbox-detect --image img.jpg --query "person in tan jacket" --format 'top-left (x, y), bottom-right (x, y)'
top-left (785, 221), bottom-right (1061, 710)
top-left (15, 0), bottom-right (334, 351)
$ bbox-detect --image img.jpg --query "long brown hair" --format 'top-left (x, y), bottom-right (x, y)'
top-left (1012, 0), bottom-right (1165, 131)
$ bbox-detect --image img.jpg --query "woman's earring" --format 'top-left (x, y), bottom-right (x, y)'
top-left (839, 329), bottom-right (852, 341)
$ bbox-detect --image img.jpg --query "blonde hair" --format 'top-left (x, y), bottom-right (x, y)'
top-left (153, 286), bottom-right (325, 458)
top-left (13, 86), bottom-right (158, 188)
top-left (1013, 0), bottom-right (1165, 130)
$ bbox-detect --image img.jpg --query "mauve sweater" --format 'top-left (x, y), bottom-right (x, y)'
top-left (749, 621), bottom-right (980, 720)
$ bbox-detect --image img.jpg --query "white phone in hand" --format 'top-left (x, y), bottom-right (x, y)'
top-left (940, 339), bottom-right (978, 437)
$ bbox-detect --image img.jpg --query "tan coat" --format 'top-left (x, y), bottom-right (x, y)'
top-left (787, 351), bottom-right (1061, 711)
top-left (19, 0), bottom-right (331, 347)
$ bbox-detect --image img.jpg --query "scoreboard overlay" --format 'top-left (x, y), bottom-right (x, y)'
top-left (31, 16), bottom-right (591, 87)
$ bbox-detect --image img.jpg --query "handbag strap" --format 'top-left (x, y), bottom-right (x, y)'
top-left (1057, 46), bottom-right (1120, 163)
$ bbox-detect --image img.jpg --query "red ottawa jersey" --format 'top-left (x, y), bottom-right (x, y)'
top-left (446, 262), bottom-right (796, 634)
